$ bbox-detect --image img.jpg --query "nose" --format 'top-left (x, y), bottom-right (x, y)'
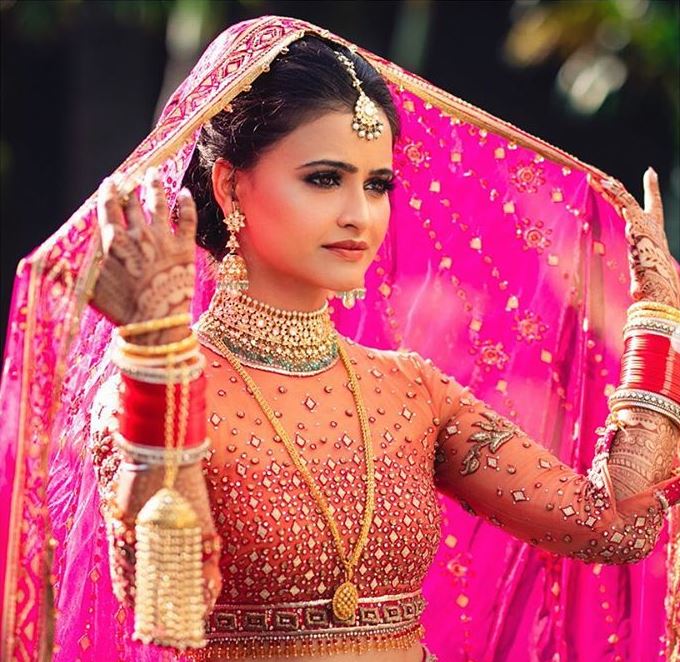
top-left (337, 183), bottom-right (372, 232)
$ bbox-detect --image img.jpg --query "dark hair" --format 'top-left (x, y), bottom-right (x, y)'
top-left (181, 36), bottom-right (400, 260)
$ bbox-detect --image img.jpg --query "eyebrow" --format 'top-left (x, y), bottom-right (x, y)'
top-left (297, 159), bottom-right (394, 177)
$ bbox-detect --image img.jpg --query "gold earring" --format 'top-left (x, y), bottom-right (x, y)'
top-left (337, 287), bottom-right (367, 309)
top-left (218, 201), bottom-right (248, 296)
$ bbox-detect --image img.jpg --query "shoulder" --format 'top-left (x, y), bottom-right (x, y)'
top-left (341, 336), bottom-right (420, 373)
top-left (341, 337), bottom-right (470, 423)
top-left (340, 336), bottom-right (460, 395)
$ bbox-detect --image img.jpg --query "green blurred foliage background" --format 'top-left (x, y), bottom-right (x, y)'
top-left (1, 0), bottom-right (678, 346)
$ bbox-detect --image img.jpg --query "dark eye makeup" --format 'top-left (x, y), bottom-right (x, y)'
top-left (304, 170), bottom-right (395, 195)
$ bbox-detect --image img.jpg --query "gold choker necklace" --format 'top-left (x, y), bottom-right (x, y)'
top-left (196, 292), bottom-right (339, 375)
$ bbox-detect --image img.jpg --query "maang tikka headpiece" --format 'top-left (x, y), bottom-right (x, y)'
top-left (334, 51), bottom-right (384, 141)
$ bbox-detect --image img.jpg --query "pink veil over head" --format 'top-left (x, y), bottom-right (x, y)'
top-left (1, 15), bottom-right (678, 662)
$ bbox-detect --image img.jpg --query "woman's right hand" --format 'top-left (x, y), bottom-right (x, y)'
top-left (92, 171), bottom-right (223, 608)
top-left (114, 461), bottom-right (223, 612)
top-left (90, 169), bottom-right (198, 341)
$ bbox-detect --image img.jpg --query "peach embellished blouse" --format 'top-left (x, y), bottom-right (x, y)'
top-left (92, 336), bottom-right (669, 658)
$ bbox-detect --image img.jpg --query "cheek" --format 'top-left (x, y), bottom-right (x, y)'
top-left (246, 181), bottom-right (330, 253)
top-left (372, 199), bottom-right (391, 243)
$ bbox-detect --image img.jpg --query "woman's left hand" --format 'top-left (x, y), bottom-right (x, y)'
top-left (603, 168), bottom-right (679, 307)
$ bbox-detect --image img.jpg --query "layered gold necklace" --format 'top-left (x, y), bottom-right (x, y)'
top-left (198, 290), bottom-right (338, 376)
top-left (196, 294), bottom-right (375, 622)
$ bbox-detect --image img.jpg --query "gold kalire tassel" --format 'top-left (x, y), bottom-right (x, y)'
top-left (132, 356), bottom-right (207, 649)
top-left (134, 487), bottom-right (205, 648)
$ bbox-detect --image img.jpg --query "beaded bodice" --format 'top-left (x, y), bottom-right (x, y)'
top-left (198, 340), bottom-right (441, 656)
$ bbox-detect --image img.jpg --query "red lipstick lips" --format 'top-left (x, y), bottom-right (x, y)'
top-left (323, 240), bottom-right (368, 261)
top-left (323, 240), bottom-right (368, 250)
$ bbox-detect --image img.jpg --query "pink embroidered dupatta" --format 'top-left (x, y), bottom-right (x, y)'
top-left (1, 15), bottom-right (677, 662)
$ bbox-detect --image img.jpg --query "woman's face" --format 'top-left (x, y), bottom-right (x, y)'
top-left (212, 109), bottom-right (394, 309)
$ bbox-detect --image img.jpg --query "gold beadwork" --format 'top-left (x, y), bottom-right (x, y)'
top-left (197, 291), bottom-right (338, 375)
top-left (182, 624), bottom-right (425, 660)
top-left (459, 409), bottom-right (519, 476)
top-left (207, 334), bottom-right (375, 624)
top-left (334, 52), bottom-right (384, 141)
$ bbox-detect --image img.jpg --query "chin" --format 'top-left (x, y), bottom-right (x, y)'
top-left (320, 278), bottom-right (366, 294)
top-left (308, 270), bottom-right (364, 292)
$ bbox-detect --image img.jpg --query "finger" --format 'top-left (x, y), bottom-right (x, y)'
top-left (97, 177), bottom-right (125, 229)
top-left (144, 167), bottom-right (169, 227)
top-left (176, 188), bottom-right (198, 239)
top-left (124, 186), bottom-right (147, 231)
top-left (622, 210), bottom-right (637, 246)
top-left (601, 178), bottom-right (640, 212)
top-left (97, 178), bottom-right (126, 252)
top-left (643, 167), bottom-right (663, 217)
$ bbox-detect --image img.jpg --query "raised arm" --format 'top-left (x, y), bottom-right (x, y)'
top-left (87, 172), bottom-right (221, 647)
top-left (431, 380), bottom-right (679, 563)
top-left (431, 168), bottom-right (680, 563)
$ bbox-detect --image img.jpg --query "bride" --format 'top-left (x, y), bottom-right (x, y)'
top-left (1, 15), bottom-right (678, 662)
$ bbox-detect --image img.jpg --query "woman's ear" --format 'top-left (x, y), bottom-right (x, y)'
top-left (211, 158), bottom-right (237, 215)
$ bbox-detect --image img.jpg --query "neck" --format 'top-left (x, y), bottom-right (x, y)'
top-left (241, 255), bottom-right (331, 312)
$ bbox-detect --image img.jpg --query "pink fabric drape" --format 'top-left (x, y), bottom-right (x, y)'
top-left (1, 15), bottom-right (677, 662)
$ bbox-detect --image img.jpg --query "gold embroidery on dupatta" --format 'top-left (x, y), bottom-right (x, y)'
top-left (372, 61), bottom-right (607, 179)
top-left (2, 256), bottom-right (42, 661)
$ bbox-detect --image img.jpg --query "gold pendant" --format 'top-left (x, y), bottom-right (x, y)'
top-left (332, 580), bottom-right (358, 621)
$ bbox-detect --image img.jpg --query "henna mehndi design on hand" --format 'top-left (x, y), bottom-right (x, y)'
top-left (608, 407), bottom-right (679, 500)
top-left (602, 169), bottom-right (680, 306)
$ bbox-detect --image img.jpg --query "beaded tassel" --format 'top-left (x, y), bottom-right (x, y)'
top-left (132, 360), bottom-right (207, 649)
top-left (134, 488), bottom-right (206, 648)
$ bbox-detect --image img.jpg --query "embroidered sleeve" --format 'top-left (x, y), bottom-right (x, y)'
top-left (415, 355), bottom-right (679, 564)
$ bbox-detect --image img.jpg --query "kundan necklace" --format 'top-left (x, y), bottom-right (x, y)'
top-left (198, 289), bottom-right (338, 376)
top-left (197, 308), bottom-right (375, 622)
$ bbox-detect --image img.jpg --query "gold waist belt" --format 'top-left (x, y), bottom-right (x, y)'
top-left (186, 590), bottom-right (426, 659)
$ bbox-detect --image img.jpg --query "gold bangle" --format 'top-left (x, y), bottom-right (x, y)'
top-left (114, 354), bottom-right (206, 384)
top-left (627, 310), bottom-right (680, 324)
top-left (628, 301), bottom-right (680, 319)
top-left (118, 313), bottom-right (192, 338)
top-left (112, 345), bottom-right (201, 367)
top-left (629, 301), bottom-right (680, 313)
top-left (114, 331), bottom-right (198, 357)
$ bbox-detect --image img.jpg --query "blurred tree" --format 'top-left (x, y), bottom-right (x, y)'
top-left (504, 0), bottom-right (679, 256)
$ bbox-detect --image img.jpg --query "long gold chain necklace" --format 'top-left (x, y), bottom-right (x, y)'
top-left (205, 332), bottom-right (375, 622)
